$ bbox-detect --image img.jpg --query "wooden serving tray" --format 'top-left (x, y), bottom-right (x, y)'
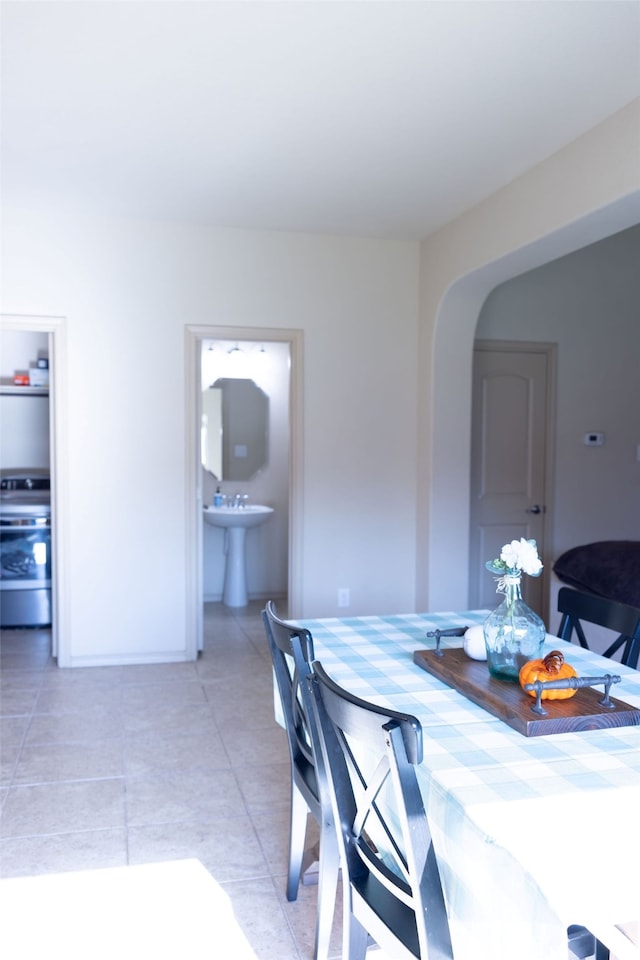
top-left (413, 647), bottom-right (640, 737)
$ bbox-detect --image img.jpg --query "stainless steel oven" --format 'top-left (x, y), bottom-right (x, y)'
top-left (0, 470), bottom-right (52, 628)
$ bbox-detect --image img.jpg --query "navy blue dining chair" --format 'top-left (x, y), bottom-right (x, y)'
top-left (557, 586), bottom-right (640, 669)
top-left (307, 658), bottom-right (453, 960)
top-left (307, 656), bottom-right (607, 960)
top-left (262, 601), bottom-right (339, 960)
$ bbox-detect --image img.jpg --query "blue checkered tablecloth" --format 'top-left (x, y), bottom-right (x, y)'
top-left (298, 611), bottom-right (640, 960)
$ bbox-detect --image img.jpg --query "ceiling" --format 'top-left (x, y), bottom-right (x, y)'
top-left (2, 1), bottom-right (639, 240)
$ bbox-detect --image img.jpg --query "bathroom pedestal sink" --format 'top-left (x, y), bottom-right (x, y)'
top-left (203, 505), bottom-right (274, 607)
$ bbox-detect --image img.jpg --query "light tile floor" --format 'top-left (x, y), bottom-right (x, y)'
top-left (0, 601), bottom-right (346, 960)
top-left (0, 602), bottom-right (590, 959)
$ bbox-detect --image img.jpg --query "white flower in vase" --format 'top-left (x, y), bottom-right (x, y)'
top-left (484, 539), bottom-right (545, 681)
top-left (486, 538), bottom-right (543, 580)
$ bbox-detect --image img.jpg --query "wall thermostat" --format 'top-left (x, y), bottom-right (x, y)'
top-left (584, 432), bottom-right (605, 447)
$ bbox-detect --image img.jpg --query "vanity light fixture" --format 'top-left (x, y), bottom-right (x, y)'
top-left (226, 342), bottom-right (247, 375)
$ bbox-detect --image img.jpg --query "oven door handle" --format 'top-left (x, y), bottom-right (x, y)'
top-left (0, 517), bottom-right (51, 527)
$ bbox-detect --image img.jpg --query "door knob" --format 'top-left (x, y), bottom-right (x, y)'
top-left (527, 504), bottom-right (543, 515)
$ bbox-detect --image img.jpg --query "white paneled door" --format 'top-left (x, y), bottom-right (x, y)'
top-left (469, 342), bottom-right (555, 618)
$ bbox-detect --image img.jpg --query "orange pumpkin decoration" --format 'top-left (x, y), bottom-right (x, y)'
top-left (519, 650), bottom-right (578, 700)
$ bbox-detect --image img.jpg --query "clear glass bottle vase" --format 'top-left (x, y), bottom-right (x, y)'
top-left (483, 575), bottom-right (545, 681)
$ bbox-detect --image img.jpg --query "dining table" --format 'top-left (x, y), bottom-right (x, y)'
top-left (296, 609), bottom-right (640, 960)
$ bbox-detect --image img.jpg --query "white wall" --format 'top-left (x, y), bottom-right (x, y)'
top-left (2, 101), bottom-right (638, 666)
top-left (1, 216), bottom-right (419, 663)
top-left (417, 99), bottom-right (640, 612)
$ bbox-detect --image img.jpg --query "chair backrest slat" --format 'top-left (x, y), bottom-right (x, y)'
top-left (262, 602), bottom-right (339, 960)
top-left (263, 602), bottom-right (317, 773)
top-left (308, 659), bottom-right (452, 960)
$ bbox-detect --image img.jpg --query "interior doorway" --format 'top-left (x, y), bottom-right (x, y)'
top-left (468, 340), bottom-right (556, 621)
top-left (184, 325), bottom-right (303, 656)
top-left (0, 314), bottom-right (67, 664)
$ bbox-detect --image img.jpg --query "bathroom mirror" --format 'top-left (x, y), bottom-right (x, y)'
top-left (202, 378), bottom-right (269, 481)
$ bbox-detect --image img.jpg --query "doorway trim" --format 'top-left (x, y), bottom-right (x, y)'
top-left (184, 324), bottom-right (303, 658)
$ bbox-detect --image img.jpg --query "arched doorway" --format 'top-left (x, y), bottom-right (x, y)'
top-left (423, 194), bottom-right (640, 614)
